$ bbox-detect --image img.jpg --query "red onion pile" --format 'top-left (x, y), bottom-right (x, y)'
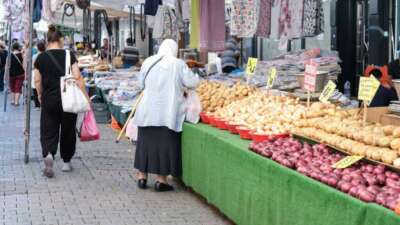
top-left (250, 138), bottom-right (400, 210)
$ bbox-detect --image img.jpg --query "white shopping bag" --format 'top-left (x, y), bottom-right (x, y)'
top-left (185, 90), bottom-right (202, 124)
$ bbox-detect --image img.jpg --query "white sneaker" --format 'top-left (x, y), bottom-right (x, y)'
top-left (43, 154), bottom-right (54, 178)
top-left (61, 162), bottom-right (72, 172)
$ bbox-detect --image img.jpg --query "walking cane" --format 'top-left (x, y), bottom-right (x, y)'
top-left (115, 92), bottom-right (143, 143)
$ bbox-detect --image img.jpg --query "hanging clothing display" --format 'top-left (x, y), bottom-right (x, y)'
top-left (199, 0), bottom-right (225, 52)
top-left (153, 5), bottom-right (179, 42)
top-left (303, 0), bottom-right (324, 37)
top-left (270, 0), bottom-right (281, 39)
top-left (3, 0), bottom-right (25, 32)
top-left (278, 0), bottom-right (303, 39)
top-left (189, 0), bottom-right (200, 49)
top-left (288, 0), bottom-right (304, 39)
top-left (255, 0), bottom-right (272, 38)
top-left (182, 0), bottom-right (190, 21)
top-left (230, 0), bottom-right (258, 38)
top-left (144, 0), bottom-right (162, 16)
top-left (32, 0), bottom-right (43, 23)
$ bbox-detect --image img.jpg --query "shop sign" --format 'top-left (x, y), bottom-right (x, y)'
top-left (266, 67), bottom-right (277, 89)
top-left (319, 80), bottom-right (337, 103)
top-left (332, 156), bottom-right (364, 169)
top-left (358, 76), bottom-right (380, 102)
top-left (303, 60), bottom-right (318, 92)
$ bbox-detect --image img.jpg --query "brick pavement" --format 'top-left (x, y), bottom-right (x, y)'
top-left (0, 92), bottom-right (231, 225)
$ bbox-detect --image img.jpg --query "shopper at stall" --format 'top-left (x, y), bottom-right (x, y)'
top-left (34, 25), bottom-right (86, 178)
top-left (9, 42), bottom-right (25, 106)
top-left (31, 40), bottom-right (46, 109)
top-left (369, 68), bottom-right (399, 107)
top-left (0, 41), bottom-right (7, 92)
top-left (133, 39), bottom-right (200, 192)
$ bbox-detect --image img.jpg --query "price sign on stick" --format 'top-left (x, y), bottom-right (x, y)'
top-left (304, 60), bottom-right (318, 108)
top-left (246, 57), bottom-right (258, 76)
top-left (332, 156), bottom-right (364, 169)
top-left (358, 76), bottom-right (380, 126)
top-left (319, 80), bottom-right (337, 103)
top-left (304, 60), bottom-right (318, 92)
top-left (358, 76), bottom-right (380, 102)
top-left (267, 67), bottom-right (277, 89)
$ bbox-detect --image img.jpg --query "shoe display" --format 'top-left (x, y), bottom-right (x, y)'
top-left (154, 181), bottom-right (174, 192)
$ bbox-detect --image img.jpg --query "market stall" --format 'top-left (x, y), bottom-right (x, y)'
top-left (182, 122), bottom-right (400, 225)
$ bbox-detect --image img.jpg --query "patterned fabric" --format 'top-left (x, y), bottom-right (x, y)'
top-left (230, 0), bottom-right (258, 38)
top-left (303, 0), bottom-right (324, 37)
top-left (255, 0), bottom-right (272, 38)
top-left (2, 0), bottom-right (25, 32)
top-left (199, 0), bottom-right (225, 52)
top-left (278, 0), bottom-right (304, 39)
top-left (153, 5), bottom-right (179, 42)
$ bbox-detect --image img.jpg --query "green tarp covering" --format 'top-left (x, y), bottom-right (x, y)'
top-left (182, 123), bottom-right (400, 225)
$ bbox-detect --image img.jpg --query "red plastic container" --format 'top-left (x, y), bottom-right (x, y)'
top-left (217, 120), bottom-right (229, 130)
top-left (237, 127), bottom-right (253, 140)
top-left (250, 132), bottom-right (270, 143)
top-left (227, 123), bottom-right (240, 134)
top-left (200, 112), bottom-right (210, 124)
top-left (209, 116), bottom-right (218, 127)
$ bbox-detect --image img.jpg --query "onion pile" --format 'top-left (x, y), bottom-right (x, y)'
top-left (250, 138), bottom-right (400, 210)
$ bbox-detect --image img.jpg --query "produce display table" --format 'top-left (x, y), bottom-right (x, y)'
top-left (182, 123), bottom-right (400, 225)
top-left (95, 87), bottom-right (130, 125)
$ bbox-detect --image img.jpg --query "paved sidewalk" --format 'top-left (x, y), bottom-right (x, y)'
top-left (0, 93), bottom-right (230, 225)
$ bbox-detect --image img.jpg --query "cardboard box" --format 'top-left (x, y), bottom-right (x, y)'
top-left (362, 106), bottom-right (400, 126)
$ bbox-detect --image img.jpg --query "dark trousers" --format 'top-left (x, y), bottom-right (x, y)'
top-left (40, 107), bottom-right (77, 162)
top-left (0, 68), bottom-right (4, 92)
top-left (32, 89), bottom-right (40, 107)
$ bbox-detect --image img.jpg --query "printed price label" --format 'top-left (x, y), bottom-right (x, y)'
top-left (303, 60), bottom-right (318, 92)
top-left (358, 76), bottom-right (380, 102)
top-left (319, 80), bottom-right (337, 103)
top-left (267, 67), bottom-right (277, 89)
top-left (332, 156), bottom-right (364, 169)
top-left (246, 57), bottom-right (258, 76)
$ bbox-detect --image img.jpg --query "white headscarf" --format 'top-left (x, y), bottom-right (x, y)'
top-left (157, 39), bottom-right (178, 69)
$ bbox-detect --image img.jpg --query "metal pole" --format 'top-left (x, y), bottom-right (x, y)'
top-left (3, 24), bottom-right (12, 112)
top-left (24, 0), bottom-right (35, 164)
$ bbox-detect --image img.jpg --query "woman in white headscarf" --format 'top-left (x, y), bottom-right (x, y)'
top-left (133, 39), bottom-right (199, 192)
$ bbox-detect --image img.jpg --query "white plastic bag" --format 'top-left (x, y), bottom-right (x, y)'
top-left (185, 90), bottom-right (202, 124)
top-left (60, 50), bottom-right (90, 114)
top-left (125, 117), bottom-right (138, 141)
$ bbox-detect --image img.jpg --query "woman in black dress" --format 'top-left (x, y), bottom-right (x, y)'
top-left (34, 25), bottom-right (87, 178)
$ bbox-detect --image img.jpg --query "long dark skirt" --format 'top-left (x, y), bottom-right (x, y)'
top-left (134, 126), bottom-right (182, 177)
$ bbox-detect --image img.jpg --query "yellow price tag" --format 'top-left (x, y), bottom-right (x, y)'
top-left (246, 57), bottom-right (258, 76)
top-left (358, 76), bottom-right (380, 102)
top-left (319, 80), bottom-right (337, 103)
top-left (332, 156), bottom-right (364, 169)
top-left (267, 67), bottom-right (277, 89)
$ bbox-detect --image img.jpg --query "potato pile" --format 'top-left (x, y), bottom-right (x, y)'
top-left (197, 81), bottom-right (254, 112)
top-left (212, 93), bottom-right (335, 135)
top-left (293, 111), bottom-right (400, 167)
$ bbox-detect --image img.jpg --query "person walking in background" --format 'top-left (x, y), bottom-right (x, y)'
top-left (133, 39), bottom-right (200, 192)
top-left (31, 40), bottom-right (46, 109)
top-left (34, 25), bottom-right (87, 178)
top-left (9, 42), bottom-right (25, 106)
top-left (0, 41), bottom-right (7, 93)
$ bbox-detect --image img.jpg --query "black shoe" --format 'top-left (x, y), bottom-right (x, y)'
top-left (154, 181), bottom-right (174, 192)
top-left (137, 179), bottom-right (147, 189)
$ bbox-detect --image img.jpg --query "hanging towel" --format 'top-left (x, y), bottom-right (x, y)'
top-left (153, 5), bottom-right (179, 42)
top-left (189, 0), bottom-right (200, 49)
top-left (199, 0), bottom-right (225, 52)
top-left (270, 0), bottom-right (281, 40)
top-left (255, 0), bottom-right (272, 38)
top-left (288, 0), bottom-right (304, 39)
